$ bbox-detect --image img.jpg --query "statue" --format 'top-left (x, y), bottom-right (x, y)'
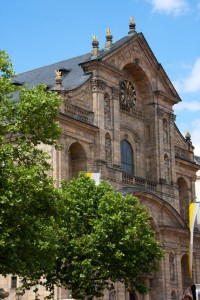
top-left (92, 35), bottom-right (98, 41)
top-left (106, 28), bottom-right (112, 35)
top-left (55, 69), bottom-right (62, 78)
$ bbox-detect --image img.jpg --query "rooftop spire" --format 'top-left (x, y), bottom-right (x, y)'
top-left (128, 17), bottom-right (136, 35)
top-left (105, 28), bottom-right (113, 50)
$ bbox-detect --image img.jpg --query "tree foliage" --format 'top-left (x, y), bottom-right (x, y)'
top-left (45, 174), bottom-right (164, 299)
top-left (0, 50), bottom-right (63, 278)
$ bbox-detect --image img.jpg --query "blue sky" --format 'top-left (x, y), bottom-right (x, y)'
top-left (1, 0), bottom-right (200, 155)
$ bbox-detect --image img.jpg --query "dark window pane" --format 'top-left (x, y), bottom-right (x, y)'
top-left (11, 276), bottom-right (17, 289)
top-left (120, 140), bottom-right (134, 175)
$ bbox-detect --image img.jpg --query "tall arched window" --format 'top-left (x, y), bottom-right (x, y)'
top-left (120, 140), bottom-right (134, 175)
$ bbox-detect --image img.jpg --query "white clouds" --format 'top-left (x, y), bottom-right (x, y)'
top-left (147, 0), bottom-right (189, 16)
top-left (183, 58), bottom-right (200, 93)
top-left (173, 57), bottom-right (200, 94)
top-left (174, 101), bottom-right (200, 112)
top-left (190, 119), bottom-right (200, 156)
top-left (177, 118), bottom-right (200, 156)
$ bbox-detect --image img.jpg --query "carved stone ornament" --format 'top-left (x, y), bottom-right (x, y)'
top-left (157, 107), bottom-right (165, 118)
top-left (169, 113), bottom-right (176, 122)
top-left (112, 87), bottom-right (120, 99)
top-left (104, 95), bottom-right (111, 127)
top-left (91, 77), bottom-right (106, 92)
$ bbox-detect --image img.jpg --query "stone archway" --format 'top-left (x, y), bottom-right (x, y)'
top-left (181, 254), bottom-right (193, 292)
top-left (177, 177), bottom-right (189, 221)
top-left (68, 142), bottom-right (87, 179)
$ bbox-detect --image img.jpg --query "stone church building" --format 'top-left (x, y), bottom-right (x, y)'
top-left (1, 19), bottom-right (200, 300)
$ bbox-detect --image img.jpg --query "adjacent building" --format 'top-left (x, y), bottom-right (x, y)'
top-left (1, 19), bottom-right (200, 300)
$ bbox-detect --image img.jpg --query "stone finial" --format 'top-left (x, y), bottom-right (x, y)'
top-left (55, 69), bottom-right (63, 90)
top-left (185, 131), bottom-right (191, 141)
top-left (105, 28), bottom-right (113, 50)
top-left (91, 35), bottom-right (99, 57)
top-left (128, 17), bottom-right (136, 35)
top-left (185, 131), bottom-right (193, 147)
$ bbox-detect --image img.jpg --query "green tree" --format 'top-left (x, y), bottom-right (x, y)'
top-left (47, 173), bottom-right (164, 299)
top-left (0, 50), bottom-right (63, 279)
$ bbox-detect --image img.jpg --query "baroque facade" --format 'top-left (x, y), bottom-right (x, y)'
top-left (1, 19), bottom-right (200, 300)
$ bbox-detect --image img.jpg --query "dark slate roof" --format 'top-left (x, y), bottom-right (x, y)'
top-left (12, 53), bottom-right (92, 91)
top-left (12, 33), bottom-right (140, 91)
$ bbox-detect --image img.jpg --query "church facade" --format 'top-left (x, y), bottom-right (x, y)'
top-left (1, 19), bottom-right (200, 300)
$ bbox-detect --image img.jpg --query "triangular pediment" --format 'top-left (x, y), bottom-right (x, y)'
top-left (97, 33), bottom-right (181, 105)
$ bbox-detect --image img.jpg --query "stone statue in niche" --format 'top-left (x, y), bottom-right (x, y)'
top-left (164, 155), bottom-right (170, 183)
top-left (105, 137), bottom-right (112, 165)
top-left (163, 120), bottom-right (168, 143)
top-left (104, 95), bottom-right (111, 127)
top-left (169, 253), bottom-right (175, 281)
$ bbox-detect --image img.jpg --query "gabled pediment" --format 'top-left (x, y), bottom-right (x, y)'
top-left (94, 33), bottom-right (181, 105)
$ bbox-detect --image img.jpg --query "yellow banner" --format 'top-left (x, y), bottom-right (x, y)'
top-left (189, 202), bottom-right (200, 278)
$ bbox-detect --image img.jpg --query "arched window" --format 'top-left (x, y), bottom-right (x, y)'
top-left (120, 140), bottom-right (134, 175)
top-left (171, 291), bottom-right (176, 300)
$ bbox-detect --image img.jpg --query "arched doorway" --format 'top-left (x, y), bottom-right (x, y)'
top-left (181, 254), bottom-right (193, 292)
top-left (68, 142), bottom-right (87, 179)
top-left (177, 177), bottom-right (189, 221)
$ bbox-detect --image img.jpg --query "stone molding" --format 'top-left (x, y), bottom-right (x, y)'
top-left (91, 77), bottom-right (106, 92)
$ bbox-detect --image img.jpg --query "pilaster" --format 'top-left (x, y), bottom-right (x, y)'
top-left (91, 76), bottom-right (106, 162)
